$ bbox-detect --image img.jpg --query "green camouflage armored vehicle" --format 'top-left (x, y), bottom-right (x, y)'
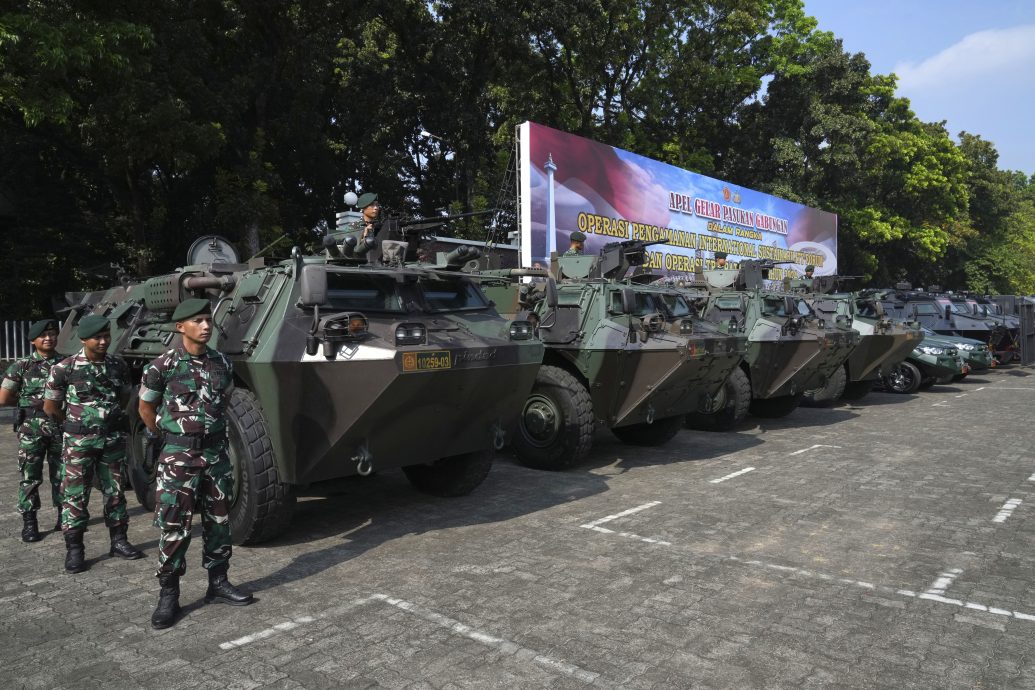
top-left (792, 279), bottom-right (921, 404)
top-left (55, 217), bottom-right (544, 544)
top-left (682, 261), bottom-right (858, 429)
top-left (479, 240), bottom-right (746, 470)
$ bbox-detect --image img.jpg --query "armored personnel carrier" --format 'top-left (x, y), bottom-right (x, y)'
top-left (872, 286), bottom-right (1004, 351)
top-left (792, 279), bottom-right (920, 404)
top-left (54, 207), bottom-right (544, 544)
top-left (479, 239), bottom-right (746, 470)
top-left (682, 261), bottom-right (858, 429)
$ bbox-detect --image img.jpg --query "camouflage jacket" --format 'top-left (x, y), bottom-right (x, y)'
top-left (139, 346), bottom-right (233, 436)
top-left (562, 248), bottom-right (582, 257)
top-left (2, 350), bottom-right (62, 409)
top-left (45, 351), bottom-right (131, 429)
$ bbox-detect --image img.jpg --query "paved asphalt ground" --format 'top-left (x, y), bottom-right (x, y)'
top-left (1, 367), bottom-right (1034, 688)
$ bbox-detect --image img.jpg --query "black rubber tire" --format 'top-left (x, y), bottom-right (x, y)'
top-left (685, 367), bottom-right (751, 432)
top-left (611, 415), bottom-right (685, 446)
top-left (801, 365), bottom-right (848, 407)
top-left (403, 448), bottom-right (493, 497)
top-left (127, 411), bottom-right (157, 512)
top-left (951, 373), bottom-right (968, 382)
top-left (883, 361), bottom-right (922, 394)
top-left (226, 388), bottom-right (295, 545)
top-left (749, 393), bottom-right (803, 418)
top-left (512, 365), bottom-right (594, 471)
top-left (840, 379), bottom-right (875, 401)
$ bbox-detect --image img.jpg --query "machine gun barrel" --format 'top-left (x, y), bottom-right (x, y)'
top-left (399, 209), bottom-right (494, 232)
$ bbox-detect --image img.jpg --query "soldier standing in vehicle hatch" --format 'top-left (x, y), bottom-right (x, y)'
top-left (44, 314), bottom-right (143, 573)
top-left (138, 298), bottom-right (253, 630)
top-left (563, 231), bottom-right (586, 256)
top-left (0, 319), bottom-right (64, 541)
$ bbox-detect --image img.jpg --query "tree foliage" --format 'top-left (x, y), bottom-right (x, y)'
top-left (0, 0), bottom-right (1031, 318)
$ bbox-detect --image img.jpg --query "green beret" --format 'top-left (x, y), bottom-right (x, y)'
top-left (569, 231), bottom-right (587, 242)
top-left (27, 319), bottom-right (59, 341)
top-left (356, 192), bottom-right (378, 209)
top-left (171, 298), bottom-right (212, 322)
top-left (715, 251), bottom-right (727, 260)
top-left (77, 315), bottom-right (110, 340)
top-left (805, 264), bottom-right (815, 272)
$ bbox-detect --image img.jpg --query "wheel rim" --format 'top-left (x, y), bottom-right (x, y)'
top-left (701, 384), bottom-right (728, 413)
top-left (890, 365), bottom-right (915, 392)
top-left (520, 393), bottom-right (561, 448)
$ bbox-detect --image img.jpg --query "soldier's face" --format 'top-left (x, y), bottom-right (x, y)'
top-left (33, 328), bottom-right (58, 355)
top-left (571, 240), bottom-right (584, 252)
top-left (177, 315), bottom-right (212, 345)
top-left (82, 332), bottom-right (110, 358)
top-left (362, 203), bottom-right (380, 223)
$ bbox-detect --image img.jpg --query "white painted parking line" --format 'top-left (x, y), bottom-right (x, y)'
top-left (709, 467), bottom-right (755, 484)
top-left (727, 557), bottom-right (1035, 624)
top-left (974, 387), bottom-right (986, 391)
top-left (219, 595), bottom-right (609, 684)
top-left (992, 498), bottom-right (1023, 523)
top-left (787, 444), bottom-right (841, 456)
top-left (924, 568), bottom-right (962, 596)
top-left (1028, 473), bottom-right (1035, 482)
top-left (581, 501), bottom-right (661, 529)
top-left (581, 502), bottom-right (670, 545)
top-left (371, 594), bottom-right (604, 685)
top-left (955, 394), bottom-right (968, 398)
top-left (219, 615), bottom-right (316, 649)
top-left (993, 387), bottom-right (1035, 391)
top-left (932, 401), bottom-right (950, 407)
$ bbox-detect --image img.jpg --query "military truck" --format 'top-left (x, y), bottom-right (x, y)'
top-left (55, 213), bottom-right (544, 544)
top-left (793, 279), bottom-right (920, 404)
top-left (479, 239), bottom-right (746, 470)
top-left (682, 260), bottom-right (858, 429)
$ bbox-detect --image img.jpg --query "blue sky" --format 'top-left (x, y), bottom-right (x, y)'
top-left (803, 0), bottom-right (1035, 175)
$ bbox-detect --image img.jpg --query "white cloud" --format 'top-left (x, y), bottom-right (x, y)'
top-left (894, 24), bottom-right (1035, 91)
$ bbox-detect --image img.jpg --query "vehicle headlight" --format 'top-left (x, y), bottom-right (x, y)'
top-left (917, 345), bottom-right (945, 355)
top-left (956, 343), bottom-right (975, 351)
top-left (509, 320), bottom-right (534, 340)
top-left (679, 319), bottom-right (694, 335)
top-left (395, 322), bottom-right (426, 346)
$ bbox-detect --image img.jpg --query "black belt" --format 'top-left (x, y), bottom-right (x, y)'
top-left (63, 416), bottom-right (127, 435)
top-left (163, 430), bottom-right (227, 450)
top-left (19, 407), bottom-right (48, 421)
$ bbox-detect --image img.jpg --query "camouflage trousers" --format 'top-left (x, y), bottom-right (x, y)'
top-left (16, 417), bottom-right (62, 514)
top-left (60, 431), bottom-right (129, 531)
top-left (154, 446), bottom-right (234, 577)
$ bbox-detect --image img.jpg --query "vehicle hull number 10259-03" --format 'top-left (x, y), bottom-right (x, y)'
top-left (402, 350), bottom-right (452, 372)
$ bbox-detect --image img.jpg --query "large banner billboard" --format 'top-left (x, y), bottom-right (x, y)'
top-left (517, 122), bottom-right (837, 280)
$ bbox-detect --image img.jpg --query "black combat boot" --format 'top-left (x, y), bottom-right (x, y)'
top-left (151, 574), bottom-right (181, 629)
top-left (108, 525), bottom-right (144, 560)
top-left (64, 530), bottom-right (86, 573)
top-left (204, 565), bottom-right (254, 606)
top-left (21, 512), bottom-right (41, 543)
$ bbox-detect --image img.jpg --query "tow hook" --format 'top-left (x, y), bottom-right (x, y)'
top-left (645, 404), bottom-right (656, 425)
top-left (352, 444), bottom-right (374, 476)
top-left (492, 422), bottom-right (506, 450)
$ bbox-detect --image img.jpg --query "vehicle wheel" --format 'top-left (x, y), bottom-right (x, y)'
top-left (685, 367), bottom-right (751, 432)
top-left (611, 415), bottom-right (685, 446)
top-left (512, 365), bottom-right (594, 471)
top-left (801, 365), bottom-right (847, 407)
top-left (126, 411), bottom-right (157, 512)
top-left (403, 448), bottom-right (493, 496)
top-left (749, 394), bottom-right (803, 418)
top-left (840, 379), bottom-right (875, 401)
top-left (883, 361), bottom-right (922, 394)
top-left (226, 388), bottom-right (295, 545)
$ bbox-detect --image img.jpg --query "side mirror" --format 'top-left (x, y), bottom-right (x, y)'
top-left (944, 305), bottom-right (952, 320)
top-left (873, 301), bottom-right (885, 317)
top-left (621, 287), bottom-right (636, 314)
top-left (300, 265), bottom-right (327, 306)
top-left (784, 295), bottom-right (796, 316)
top-left (545, 277), bottom-right (558, 308)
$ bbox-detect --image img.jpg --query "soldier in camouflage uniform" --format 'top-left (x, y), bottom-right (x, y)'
top-left (563, 230), bottom-right (586, 256)
top-left (139, 298), bottom-right (253, 629)
top-left (44, 314), bottom-right (144, 573)
top-left (0, 319), bottom-right (63, 541)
